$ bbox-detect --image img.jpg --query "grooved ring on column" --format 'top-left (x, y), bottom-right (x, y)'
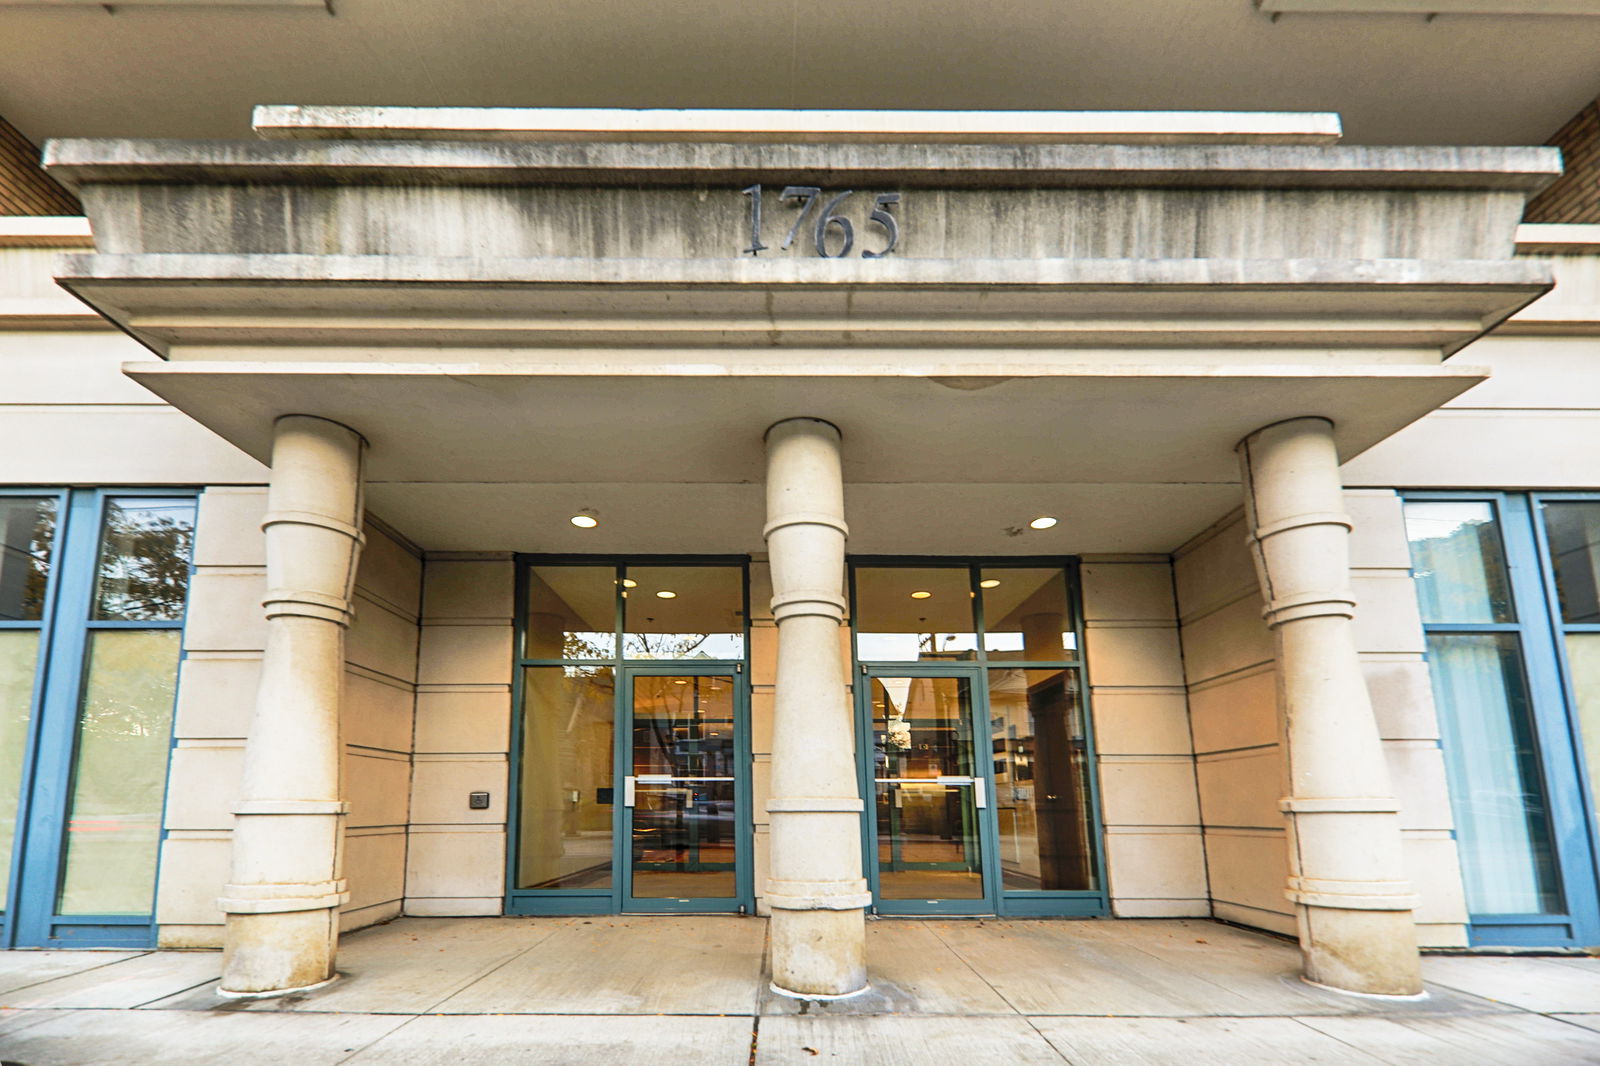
top-left (1260, 592), bottom-right (1357, 626)
top-left (263, 589), bottom-right (355, 624)
top-left (1279, 797), bottom-right (1400, 814)
top-left (232, 799), bottom-right (350, 816)
top-left (762, 513), bottom-right (850, 539)
top-left (1285, 877), bottom-right (1419, 911)
top-left (219, 880), bottom-right (350, 914)
top-left (1248, 511), bottom-right (1354, 543)
top-left (770, 591), bottom-right (848, 622)
top-left (765, 877), bottom-right (873, 911)
top-left (766, 797), bottom-right (866, 813)
top-left (262, 509), bottom-right (367, 544)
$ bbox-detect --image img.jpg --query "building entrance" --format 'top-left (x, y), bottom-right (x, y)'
top-left (850, 560), bottom-right (1109, 917)
top-left (621, 667), bottom-right (750, 911)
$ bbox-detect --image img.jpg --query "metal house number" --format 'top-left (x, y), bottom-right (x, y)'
top-left (740, 185), bottom-right (901, 258)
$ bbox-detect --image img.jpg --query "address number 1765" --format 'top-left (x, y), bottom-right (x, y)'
top-left (740, 185), bottom-right (901, 259)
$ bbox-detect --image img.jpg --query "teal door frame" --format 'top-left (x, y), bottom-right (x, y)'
top-left (618, 662), bottom-right (753, 914)
top-left (855, 662), bottom-right (1002, 916)
top-left (2, 487), bottom-right (194, 949)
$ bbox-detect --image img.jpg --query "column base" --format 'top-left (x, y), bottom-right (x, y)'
top-left (1299, 905), bottom-right (1424, 997)
top-left (219, 908), bottom-right (339, 995)
top-left (770, 907), bottom-right (868, 998)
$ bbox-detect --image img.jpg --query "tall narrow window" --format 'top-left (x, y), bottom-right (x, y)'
top-left (1405, 500), bottom-right (1564, 917)
top-left (1538, 501), bottom-right (1600, 850)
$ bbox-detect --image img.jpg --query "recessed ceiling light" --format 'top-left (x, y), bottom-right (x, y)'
top-left (1029, 515), bottom-right (1058, 530)
top-left (621, 579), bottom-right (638, 588)
top-left (656, 590), bottom-right (677, 599)
top-left (673, 679), bottom-right (688, 685)
top-left (910, 590), bottom-right (932, 599)
top-left (979, 579), bottom-right (1001, 588)
top-left (570, 509), bottom-right (599, 529)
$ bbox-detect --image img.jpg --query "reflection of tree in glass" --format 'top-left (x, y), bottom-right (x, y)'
top-left (0, 499), bottom-right (56, 622)
top-left (95, 502), bottom-right (195, 621)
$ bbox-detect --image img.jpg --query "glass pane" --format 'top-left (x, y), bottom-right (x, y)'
top-left (630, 674), bottom-right (737, 899)
top-left (517, 665), bottom-right (615, 890)
top-left (623, 566), bottom-right (744, 660)
top-left (526, 565), bottom-right (617, 659)
top-left (870, 675), bottom-right (984, 899)
top-left (980, 567), bottom-right (1076, 658)
top-left (988, 666), bottom-right (1097, 891)
top-left (92, 497), bottom-right (196, 622)
top-left (1559, 634), bottom-right (1600, 841)
top-left (56, 629), bottom-right (181, 916)
top-left (0, 496), bottom-right (57, 622)
top-left (0, 630), bottom-right (40, 911)
top-left (1541, 501), bottom-right (1600, 624)
top-left (855, 567), bottom-right (977, 662)
top-left (1426, 633), bottom-right (1564, 915)
top-left (1404, 501), bottom-right (1515, 624)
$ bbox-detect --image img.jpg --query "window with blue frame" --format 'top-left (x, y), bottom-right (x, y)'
top-left (0, 489), bottom-right (196, 948)
top-left (1404, 494), bottom-right (1600, 947)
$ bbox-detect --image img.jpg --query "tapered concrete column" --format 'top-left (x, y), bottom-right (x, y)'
top-left (219, 415), bottom-right (366, 996)
top-left (763, 418), bottom-right (870, 998)
top-left (1237, 417), bottom-right (1423, 997)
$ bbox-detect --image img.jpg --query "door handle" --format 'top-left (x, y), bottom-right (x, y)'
top-left (974, 778), bottom-right (987, 810)
top-left (624, 776), bottom-right (636, 807)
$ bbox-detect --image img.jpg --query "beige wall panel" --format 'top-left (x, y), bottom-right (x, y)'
top-left (1196, 748), bottom-right (1283, 830)
top-left (1097, 756), bottom-right (1200, 827)
top-left (1104, 830), bottom-right (1208, 901)
top-left (345, 750), bottom-right (411, 828)
top-left (748, 561), bottom-right (774, 623)
top-left (751, 754), bottom-right (771, 827)
top-left (750, 623), bottom-right (777, 687)
top-left (414, 686), bottom-right (512, 754)
top-left (1344, 410), bottom-right (1600, 489)
top-left (161, 743), bottom-right (243, 831)
top-left (1416, 923), bottom-right (1471, 949)
top-left (750, 687), bottom-right (774, 755)
top-left (1176, 595), bottom-right (1273, 686)
top-left (0, 406), bottom-right (266, 484)
top-left (1083, 625), bottom-right (1185, 688)
top-left (1404, 835), bottom-right (1470, 928)
top-left (181, 568), bottom-right (268, 653)
top-left (1187, 666), bottom-right (1278, 756)
top-left (405, 826), bottom-right (506, 898)
top-left (158, 925), bottom-right (226, 949)
top-left (422, 558), bottom-right (514, 621)
top-left (1363, 657), bottom-right (1440, 742)
top-left (357, 525), bottom-right (423, 616)
top-left (1081, 562), bottom-right (1177, 623)
top-left (403, 897), bottom-right (503, 917)
top-left (418, 624), bottom-right (514, 686)
top-left (1383, 741), bottom-right (1456, 832)
top-left (753, 825), bottom-right (771, 915)
top-left (344, 670), bottom-right (415, 754)
top-left (341, 900), bottom-right (403, 933)
top-left (1112, 898), bottom-right (1212, 918)
top-left (172, 653), bottom-right (259, 740)
top-left (1089, 690), bottom-right (1192, 756)
top-left (153, 832), bottom-right (230, 928)
top-left (1351, 573), bottom-right (1427, 656)
top-left (1173, 515), bottom-right (1253, 619)
top-left (347, 595), bottom-right (422, 684)
top-left (192, 487), bottom-right (268, 568)
top-left (1212, 901), bottom-right (1298, 937)
top-left (1203, 829), bottom-right (1292, 921)
top-left (409, 754), bottom-right (509, 825)
top-left (344, 829), bottom-right (407, 911)
top-left (1344, 490), bottom-right (1412, 571)
top-left (0, 332), bottom-right (166, 405)
top-left (1431, 334), bottom-right (1600, 409)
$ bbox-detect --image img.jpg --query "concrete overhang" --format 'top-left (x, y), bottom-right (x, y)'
top-left (56, 255), bottom-right (1552, 356)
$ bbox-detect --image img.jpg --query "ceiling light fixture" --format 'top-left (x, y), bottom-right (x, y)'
top-left (656, 590), bottom-right (677, 599)
top-left (622, 579), bottom-right (638, 588)
top-left (910, 590), bottom-right (932, 599)
top-left (570, 509), bottom-right (599, 529)
top-left (979, 579), bottom-right (1002, 588)
top-left (1029, 515), bottom-right (1058, 530)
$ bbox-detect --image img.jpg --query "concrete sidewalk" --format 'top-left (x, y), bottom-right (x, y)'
top-left (1, 917), bottom-right (1597, 1064)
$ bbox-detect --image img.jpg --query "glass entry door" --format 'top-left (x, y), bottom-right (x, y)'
top-left (861, 669), bottom-right (998, 913)
top-left (621, 668), bottom-right (750, 911)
